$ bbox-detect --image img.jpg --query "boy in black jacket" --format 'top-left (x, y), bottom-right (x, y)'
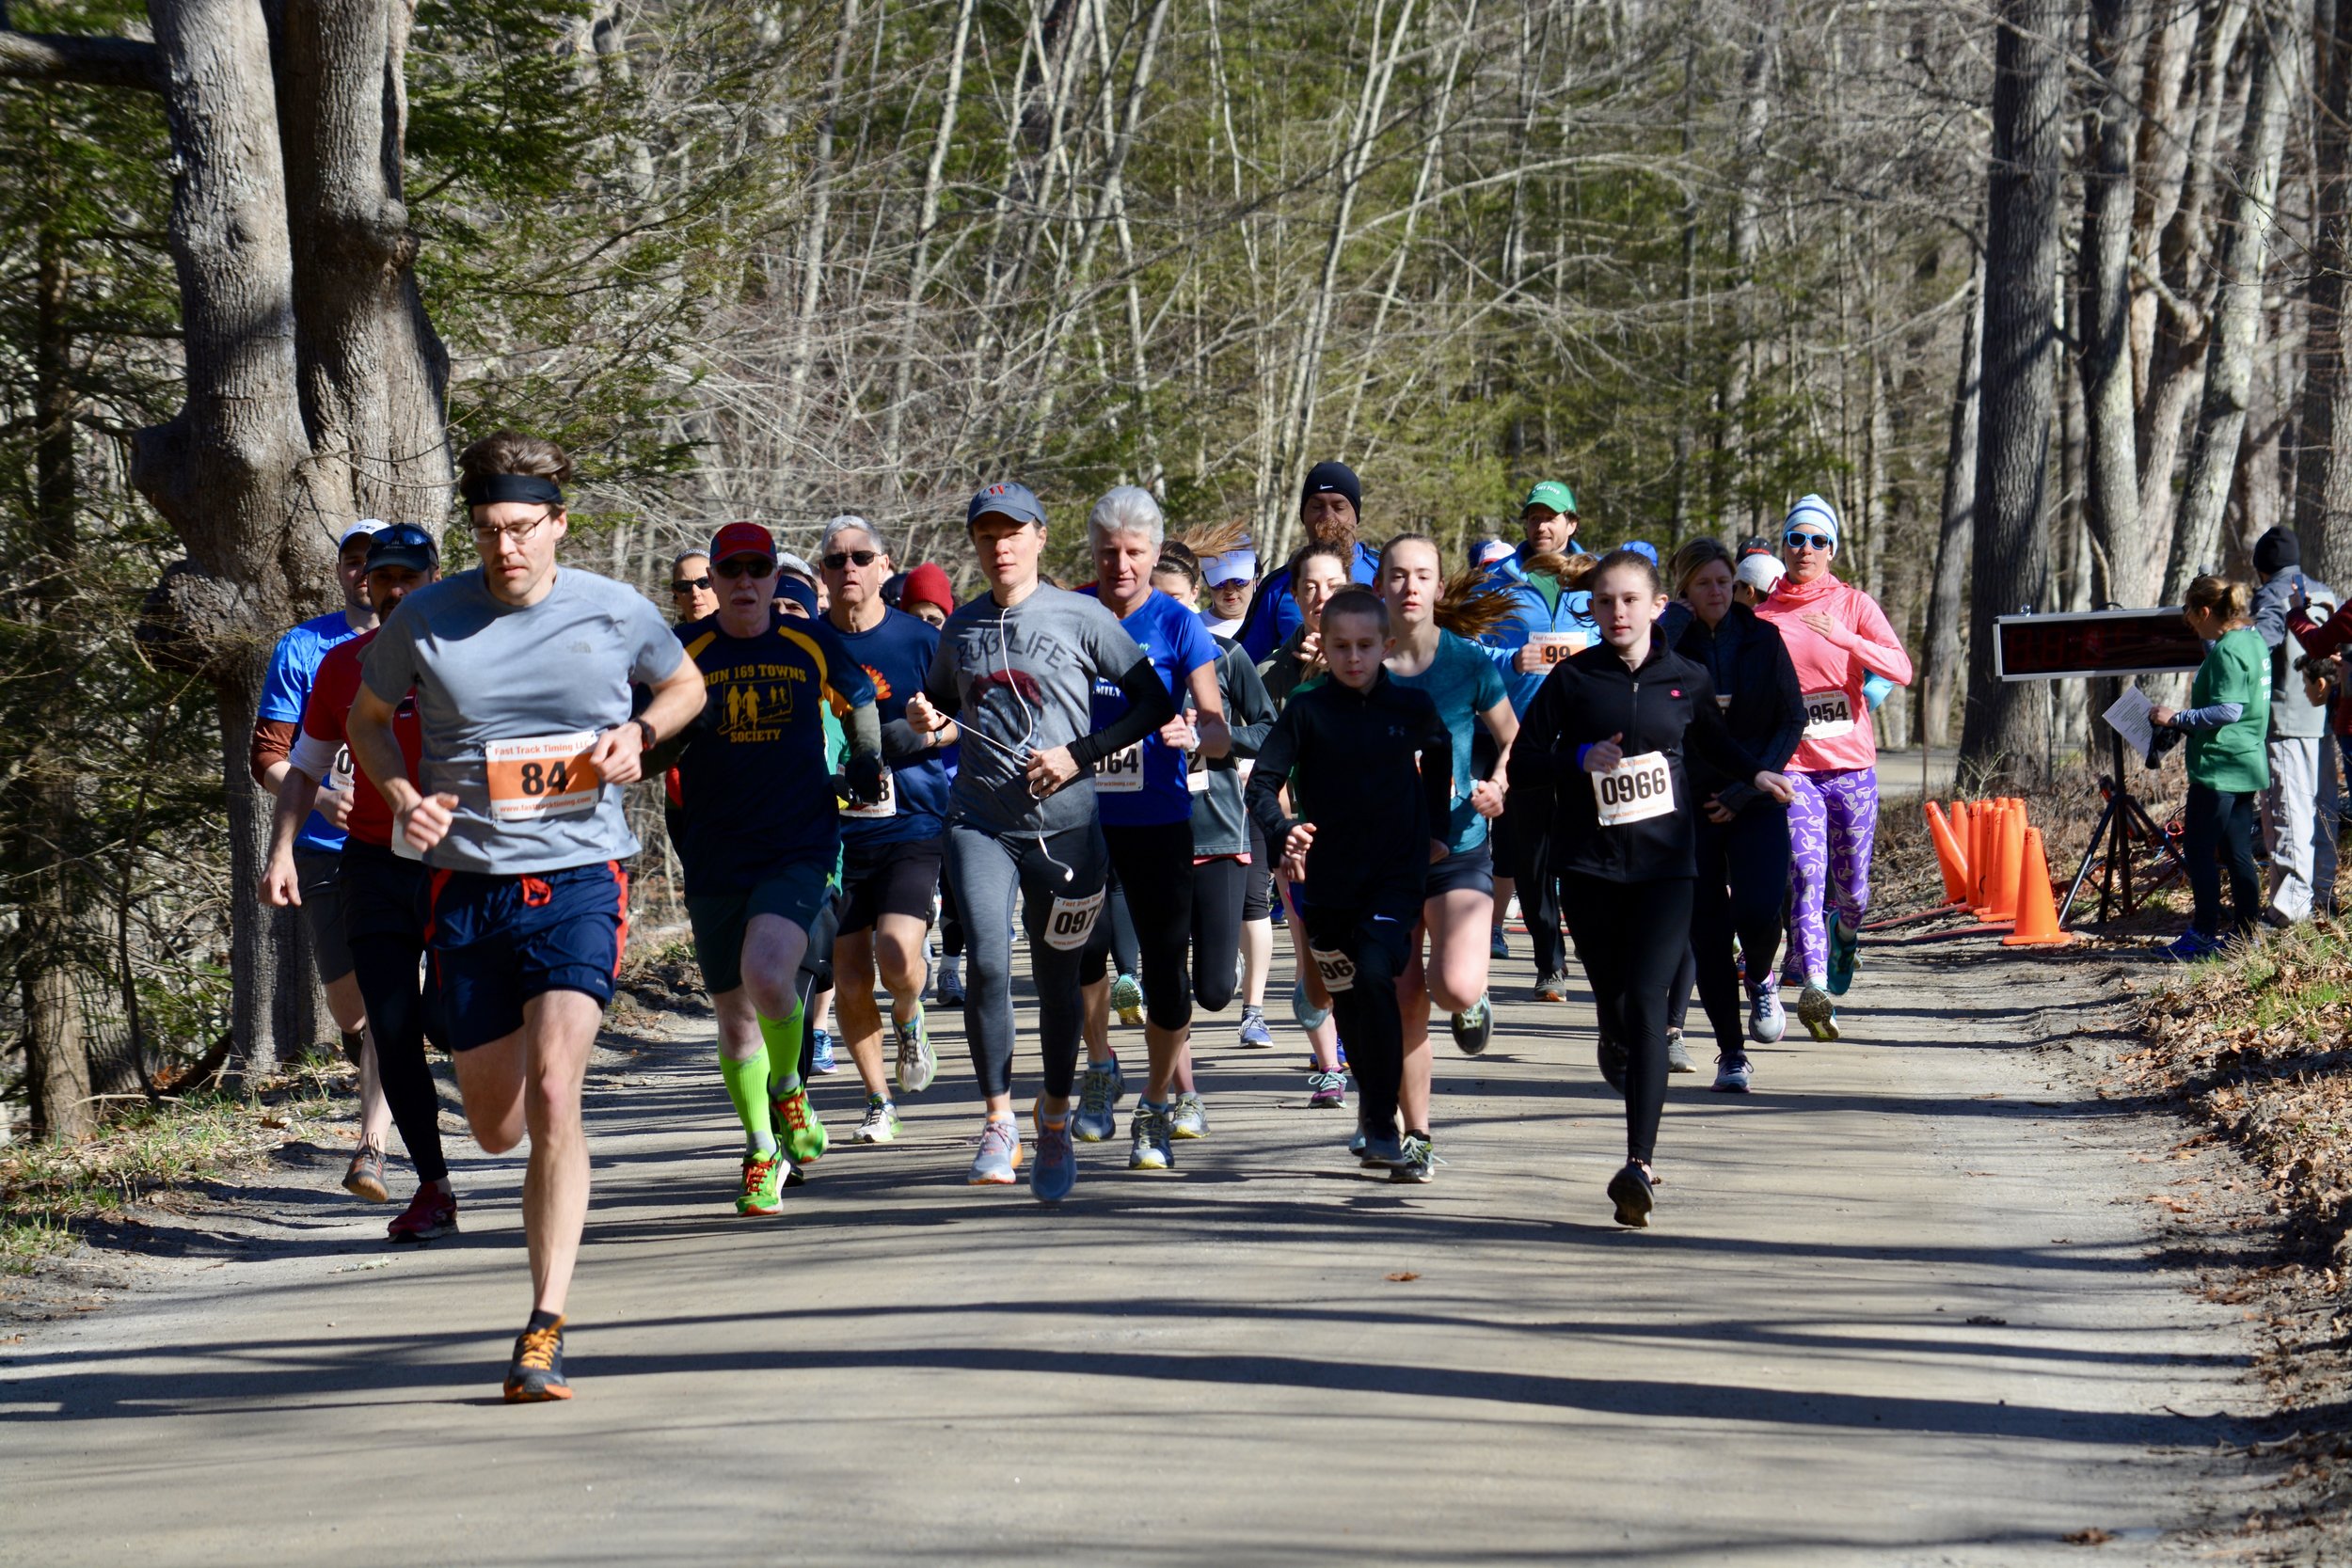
top-left (1246, 589), bottom-right (1453, 1168)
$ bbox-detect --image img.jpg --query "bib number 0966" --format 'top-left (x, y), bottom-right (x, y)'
top-left (1590, 751), bottom-right (1675, 827)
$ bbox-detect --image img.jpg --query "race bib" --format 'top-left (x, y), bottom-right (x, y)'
top-left (1528, 631), bottom-right (1586, 666)
top-left (1095, 740), bottom-right (1144, 794)
top-left (1717, 694), bottom-right (1733, 711)
top-left (1309, 945), bottom-right (1357, 994)
top-left (327, 744), bottom-right (357, 794)
top-left (1802, 689), bottom-right (1854, 740)
top-left (1041, 889), bottom-right (1105, 951)
top-left (1591, 750), bottom-right (1675, 827)
top-left (484, 732), bottom-right (604, 823)
top-left (840, 768), bottom-right (898, 820)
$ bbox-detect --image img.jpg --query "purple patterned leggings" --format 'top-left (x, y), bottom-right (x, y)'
top-left (1783, 767), bottom-right (1879, 985)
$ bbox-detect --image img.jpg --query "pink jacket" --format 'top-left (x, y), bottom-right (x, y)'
top-left (1754, 573), bottom-right (1912, 774)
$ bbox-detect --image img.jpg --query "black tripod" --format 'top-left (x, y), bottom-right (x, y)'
top-left (2059, 728), bottom-right (2182, 926)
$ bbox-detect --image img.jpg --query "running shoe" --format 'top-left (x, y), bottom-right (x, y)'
top-left (1490, 927), bottom-right (1510, 960)
top-left (1607, 1162), bottom-right (1655, 1228)
top-left (503, 1318), bottom-right (571, 1402)
top-left (388, 1185), bottom-right (458, 1243)
top-left (895, 1010), bottom-right (936, 1096)
top-left (1349, 1126), bottom-right (1369, 1159)
top-left (1534, 969), bottom-right (1570, 1004)
top-left (1307, 1069), bottom-right (1347, 1109)
top-left (1748, 985), bottom-right (1786, 1044)
top-left (1074, 1060), bottom-right (1121, 1142)
top-left (968, 1117), bottom-right (1022, 1184)
top-left (1826, 911), bottom-right (1861, 997)
top-left (1170, 1091), bottom-right (1209, 1140)
top-left (1449, 994), bottom-right (1493, 1057)
top-left (1358, 1124), bottom-right (1406, 1168)
top-left (342, 1144), bottom-right (389, 1204)
top-left (738, 1149), bottom-right (787, 1215)
top-left (1712, 1054), bottom-right (1753, 1094)
top-left (772, 1084), bottom-right (829, 1164)
top-left (1128, 1103), bottom-right (1174, 1170)
top-left (1597, 1034), bottom-right (1629, 1097)
top-left (1110, 973), bottom-right (1145, 1027)
top-left (2160, 928), bottom-right (2223, 963)
top-left (853, 1095), bottom-right (901, 1144)
top-left (1796, 984), bottom-right (1840, 1042)
top-left (1391, 1132), bottom-right (1437, 1183)
top-left (1031, 1106), bottom-right (1075, 1205)
top-left (811, 1027), bottom-right (838, 1075)
top-left (1237, 1006), bottom-right (1274, 1048)
top-left (1666, 1026), bottom-right (1695, 1074)
top-left (1292, 976), bottom-right (1330, 1033)
top-left (936, 955), bottom-right (965, 1006)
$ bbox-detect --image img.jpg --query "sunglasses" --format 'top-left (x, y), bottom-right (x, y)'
top-left (1784, 531), bottom-right (1834, 551)
top-left (821, 549), bottom-right (881, 571)
top-left (670, 574), bottom-right (712, 593)
top-left (716, 557), bottom-right (776, 579)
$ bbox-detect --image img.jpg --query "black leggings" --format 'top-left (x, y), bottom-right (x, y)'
top-left (1688, 805), bottom-right (1791, 1055)
top-left (340, 844), bottom-right (448, 1185)
top-left (1102, 820), bottom-right (1195, 1031)
top-left (1304, 893), bottom-right (1418, 1133)
top-left (1563, 871), bottom-right (1693, 1167)
top-left (937, 858), bottom-right (964, 958)
top-left (1188, 856), bottom-right (1248, 1013)
top-left (945, 821), bottom-right (1109, 1099)
top-left (2184, 781), bottom-right (2260, 939)
top-left (790, 893), bottom-right (840, 1080)
top-left (1498, 784), bottom-right (1565, 976)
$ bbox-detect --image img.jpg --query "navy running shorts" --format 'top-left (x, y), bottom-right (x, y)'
top-left (427, 860), bottom-right (629, 1052)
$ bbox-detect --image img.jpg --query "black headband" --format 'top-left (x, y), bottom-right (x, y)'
top-left (460, 473), bottom-right (564, 507)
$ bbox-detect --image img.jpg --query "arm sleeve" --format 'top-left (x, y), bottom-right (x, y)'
top-left (1846, 593), bottom-right (1913, 686)
top-left (1685, 671), bottom-right (1770, 783)
top-left (1244, 705), bottom-right (1303, 848)
top-left (286, 728), bottom-right (340, 784)
top-left (2251, 578), bottom-right (2291, 650)
top-left (1505, 669), bottom-right (1573, 793)
top-left (2169, 701), bottom-right (2246, 731)
top-left (1220, 647), bottom-right (1277, 757)
top-left (1067, 657), bottom-right (1177, 770)
top-left (923, 632), bottom-right (965, 716)
top-left (251, 720), bottom-right (298, 785)
top-left (2290, 600), bottom-right (2352, 660)
top-left (879, 719), bottom-right (936, 764)
top-left (626, 597), bottom-right (687, 686)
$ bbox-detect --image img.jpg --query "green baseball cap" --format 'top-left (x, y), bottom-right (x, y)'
top-left (1521, 481), bottom-right (1577, 515)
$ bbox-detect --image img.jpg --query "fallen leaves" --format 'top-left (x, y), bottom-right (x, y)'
top-left (1384, 1272), bottom-right (1420, 1283)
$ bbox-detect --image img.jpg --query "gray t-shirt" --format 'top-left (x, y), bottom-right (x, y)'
top-left (926, 584), bottom-right (1146, 835)
top-left (361, 566), bottom-right (684, 874)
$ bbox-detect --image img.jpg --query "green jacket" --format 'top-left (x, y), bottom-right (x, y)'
top-left (2185, 626), bottom-right (2270, 793)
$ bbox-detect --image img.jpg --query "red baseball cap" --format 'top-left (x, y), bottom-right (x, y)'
top-left (899, 561), bottom-right (956, 618)
top-left (708, 520), bottom-right (776, 567)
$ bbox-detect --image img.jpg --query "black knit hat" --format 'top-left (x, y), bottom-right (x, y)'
top-left (1301, 461), bottom-right (1361, 516)
top-left (2253, 526), bottom-right (2299, 576)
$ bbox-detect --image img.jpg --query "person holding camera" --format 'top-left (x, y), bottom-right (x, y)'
top-left (2152, 575), bottom-right (2271, 960)
top-left (2249, 528), bottom-right (2340, 924)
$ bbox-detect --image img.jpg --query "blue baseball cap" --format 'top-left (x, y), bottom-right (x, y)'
top-left (966, 481), bottom-right (1047, 529)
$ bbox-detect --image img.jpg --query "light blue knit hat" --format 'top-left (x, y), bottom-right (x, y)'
top-left (1784, 494), bottom-right (1839, 550)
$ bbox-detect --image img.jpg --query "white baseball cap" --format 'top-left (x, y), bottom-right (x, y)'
top-left (1736, 554), bottom-right (1787, 594)
top-left (338, 518), bottom-right (390, 549)
top-left (1203, 548), bottom-right (1258, 587)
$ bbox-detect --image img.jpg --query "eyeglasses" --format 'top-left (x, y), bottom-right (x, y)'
top-left (716, 557), bottom-right (775, 579)
top-left (670, 575), bottom-right (711, 593)
top-left (821, 549), bottom-right (881, 571)
top-left (1784, 531), bottom-right (1834, 551)
top-left (471, 510), bottom-right (555, 546)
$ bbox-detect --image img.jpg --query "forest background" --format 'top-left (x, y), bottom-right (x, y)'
top-left (2, 0), bottom-right (2344, 1137)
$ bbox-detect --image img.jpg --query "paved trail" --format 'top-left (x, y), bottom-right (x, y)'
top-left (2, 942), bottom-right (2260, 1564)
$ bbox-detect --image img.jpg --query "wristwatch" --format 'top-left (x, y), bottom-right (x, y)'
top-left (633, 717), bottom-right (658, 751)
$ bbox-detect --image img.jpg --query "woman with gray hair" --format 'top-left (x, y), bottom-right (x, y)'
top-left (1067, 485), bottom-right (1234, 1172)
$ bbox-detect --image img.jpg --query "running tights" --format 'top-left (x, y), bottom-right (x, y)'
top-left (1188, 855), bottom-right (1248, 1013)
top-left (944, 822), bottom-right (1108, 1100)
top-left (347, 940), bottom-right (448, 1184)
top-left (1303, 896), bottom-right (1417, 1134)
top-left (1784, 767), bottom-right (1878, 985)
top-left (1562, 871), bottom-right (1692, 1167)
top-left (1103, 821), bottom-right (1195, 1032)
top-left (1689, 805), bottom-right (1791, 1056)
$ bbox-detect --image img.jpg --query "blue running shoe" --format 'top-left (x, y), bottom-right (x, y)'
top-left (1490, 927), bottom-right (1510, 960)
top-left (811, 1027), bottom-right (838, 1074)
top-left (967, 1118), bottom-right (1021, 1185)
top-left (1237, 1006), bottom-right (1275, 1048)
top-left (2161, 928), bottom-right (2223, 963)
top-left (1359, 1125), bottom-right (1405, 1168)
top-left (1348, 1125), bottom-right (1369, 1159)
top-left (1031, 1106), bottom-right (1075, 1204)
top-left (1826, 912), bottom-right (1861, 997)
top-left (1712, 1054), bottom-right (1753, 1093)
top-left (1073, 1060), bottom-right (1120, 1143)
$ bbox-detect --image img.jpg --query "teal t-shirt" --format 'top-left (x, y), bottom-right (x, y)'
top-left (2186, 626), bottom-right (2270, 794)
top-left (1390, 630), bottom-right (1510, 852)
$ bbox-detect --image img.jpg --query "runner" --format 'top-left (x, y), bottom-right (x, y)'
top-left (1069, 487), bottom-right (1231, 1170)
top-left (251, 518), bottom-right (392, 1199)
top-left (1376, 534), bottom-right (1518, 1182)
top-left (1477, 482), bottom-right (1591, 999)
top-left (664, 521), bottom-right (885, 1206)
top-left (1201, 543), bottom-right (1258, 640)
top-left (1246, 587), bottom-right (1454, 1172)
top-left (898, 562), bottom-right (964, 1003)
top-left (1752, 496), bottom-right (1912, 1043)
top-left (1234, 462), bottom-right (1380, 661)
top-left (346, 431), bottom-right (706, 1402)
top-left (903, 481), bottom-right (1177, 1203)
top-left (1509, 548), bottom-right (1794, 1227)
top-left (816, 515), bottom-right (953, 1143)
top-left (668, 549), bottom-right (720, 624)
top-left (261, 523), bottom-right (456, 1241)
top-left (1667, 538), bottom-right (1804, 1089)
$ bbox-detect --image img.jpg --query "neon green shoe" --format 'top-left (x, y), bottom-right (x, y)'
top-left (737, 1150), bottom-right (787, 1216)
top-left (772, 1085), bottom-right (829, 1165)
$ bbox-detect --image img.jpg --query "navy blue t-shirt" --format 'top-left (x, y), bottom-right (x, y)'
top-left (825, 607), bottom-right (949, 845)
top-left (1083, 587), bottom-right (1217, 827)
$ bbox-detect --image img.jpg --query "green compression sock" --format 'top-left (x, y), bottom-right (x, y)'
top-left (757, 999), bottom-right (806, 1098)
top-left (720, 1050), bottom-right (776, 1153)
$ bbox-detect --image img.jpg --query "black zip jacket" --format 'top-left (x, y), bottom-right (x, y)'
top-left (1507, 637), bottom-right (1769, 884)
top-left (1674, 601), bottom-right (1804, 814)
top-left (1245, 668), bottom-right (1454, 908)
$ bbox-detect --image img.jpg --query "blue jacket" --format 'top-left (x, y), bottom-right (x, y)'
top-left (1477, 545), bottom-right (1597, 715)
top-left (1235, 539), bottom-right (1381, 663)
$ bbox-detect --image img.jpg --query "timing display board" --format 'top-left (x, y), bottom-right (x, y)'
top-left (1993, 608), bottom-right (2206, 680)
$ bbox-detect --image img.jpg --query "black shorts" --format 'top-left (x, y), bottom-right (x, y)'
top-left (1424, 841), bottom-right (1496, 899)
top-left (837, 834), bottom-right (943, 935)
top-left (294, 848), bottom-right (355, 985)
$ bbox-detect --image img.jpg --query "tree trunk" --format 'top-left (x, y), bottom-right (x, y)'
top-left (1959, 0), bottom-right (2066, 777)
top-left (1922, 248), bottom-right (1984, 749)
top-left (2166, 0), bottom-right (2295, 600)
top-left (1714, 0), bottom-right (1783, 537)
top-left (2081, 0), bottom-right (2151, 609)
top-left (2302, 0), bottom-right (2352, 587)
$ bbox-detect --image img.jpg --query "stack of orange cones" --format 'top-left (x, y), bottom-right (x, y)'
top-left (2002, 826), bottom-right (2076, 946)
top-left (1925, 800), bottom-right (1972, 910)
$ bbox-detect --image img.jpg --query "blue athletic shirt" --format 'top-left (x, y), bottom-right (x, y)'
top-left (261, 610), bottom-right (367, 855)
top-left (1081, 586), bottom-right (1217, 827)
top-left (672, 613), bottom-right (876, 896)
top-left (1389, 629), bottom-right (1509, 853)
top-left (824, 607), bottom-right (949, 846)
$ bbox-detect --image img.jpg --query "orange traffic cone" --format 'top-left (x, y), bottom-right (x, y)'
top-left (1980, 801), bottom-right (2026, 923)
top-left (1925, 800), bottom-right (1971, 908)
top-left (2002, 826), bottom-right (2075, 946)
top-left (1967, 802), bottom-right (1994, 909)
